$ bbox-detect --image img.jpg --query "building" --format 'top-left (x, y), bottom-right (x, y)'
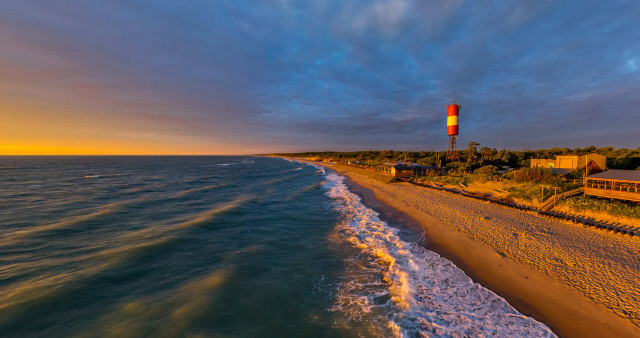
top-left (584, 170), bottom-right (640, 202)
top-left (375, 162), bottom-right (442, 178)
top-left (531, 152), bottom-right (606, 173)
top-left (530, 158), bottom-right (555, 168)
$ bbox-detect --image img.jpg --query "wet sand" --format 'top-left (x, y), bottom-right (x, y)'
top-left (308, 160), bottom-right (640, 338)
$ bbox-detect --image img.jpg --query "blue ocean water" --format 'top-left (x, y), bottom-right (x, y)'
top-left (0, 156), bottom-right (554, 337)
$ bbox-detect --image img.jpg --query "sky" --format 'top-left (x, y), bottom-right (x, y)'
top-left (1, 0), bottom-right (639, 155)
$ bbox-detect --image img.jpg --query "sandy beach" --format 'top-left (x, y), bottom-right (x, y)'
top-left (309, 161), bottom-right (640, 338)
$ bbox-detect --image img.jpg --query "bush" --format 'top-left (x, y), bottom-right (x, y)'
top-left (514, 167), bottom-right (557, 183)
top-left (474, 165), bottom-right (498, 176)
top-left (560, 196), bottom-right (640, 218)
top-left (472, 165), bottom-right (499, 182)
top-left (504, 184), bottom-right (544, 202)
top-left (502, 171), bottom-right (515, 180)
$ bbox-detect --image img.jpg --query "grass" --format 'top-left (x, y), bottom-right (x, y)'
top-left (559, 195), bottom-right (640, 219)
top-left (503, 184), bottom-right (544, 202)
top-left (414, 173), bottom-right (583, 206)
top-left (514, 167), bottom-right (556, 183)
top-left (415, 174), bottom-right (470, 186)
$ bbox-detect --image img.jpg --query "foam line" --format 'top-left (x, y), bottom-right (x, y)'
top-left (322, 171), bottom-right (556, 337)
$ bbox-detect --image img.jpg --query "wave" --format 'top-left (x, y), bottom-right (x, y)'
top-left (322, 172), bottom-right (556, 337)
top-left (282, 167), bottom-right (304, 174)
top-left (83, 173), bottom-right (127, 179)
top-left (87, 266), bottom-right (233, 335)
top-left (0, 245), bottom-right (150, 320)
top-left (0, 197), bottom-right (251, 319)
top-left (113, 195), bottom-right (254, 246)
top-left (257, 173), bottom-right (303, 187)
top-left (0, 197), bottom-right (151, 246)
top-left (177, 196), bottom-right (253, 229)
top-left (171, 184), bottom-right (228, 198)
top-left (283, 183), bottom-right (323, 201)
top-left (1, 183), bottom-right (237, 246)
top-left (289, 159), bottom-right (325, 175)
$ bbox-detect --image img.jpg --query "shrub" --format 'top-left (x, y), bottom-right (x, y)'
top-left (560, 196), bottom-right (640, 218)
top-left (472, 165), bottom-right (499, 182)
top-left (473, 165), bottom-right (498, 176)
top-left (514, 167), bottom-right (557, 183)
top-left (504, 184), bottom-right (543, 202)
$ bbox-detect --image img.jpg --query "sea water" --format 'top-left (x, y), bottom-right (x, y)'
top-left (0, 156), bottom-right (554, 337)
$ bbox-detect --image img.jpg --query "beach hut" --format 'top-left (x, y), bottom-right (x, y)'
top-left (375, 162), bottom-right (441, 178)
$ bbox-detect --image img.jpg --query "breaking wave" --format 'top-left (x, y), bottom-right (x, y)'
top-left (321, 171), bottom-right (556, 337)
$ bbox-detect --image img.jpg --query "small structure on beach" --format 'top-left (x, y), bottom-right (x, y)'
top-left (584, 170), bottom-right (640, 202)
top-left (531, 152), bottom-right (606, 173)
top-left (375, 162), bottom-right (441, 178)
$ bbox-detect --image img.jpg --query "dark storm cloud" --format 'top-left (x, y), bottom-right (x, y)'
top-left (1, 0), bottom-right (639, 152)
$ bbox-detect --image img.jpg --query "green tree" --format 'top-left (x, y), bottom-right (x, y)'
top-left (467, 142), bottom-right (480, 162)
top-left (479, 147), bottom-right (492, 164)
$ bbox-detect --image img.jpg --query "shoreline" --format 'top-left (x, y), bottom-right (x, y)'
top-left (301, 159), bottom-right (640, 338)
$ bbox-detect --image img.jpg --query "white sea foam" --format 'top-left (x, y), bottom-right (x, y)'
top-left (305, 162), bottom-right (326, 175)
top-left (83, 173), bottom-right (126, 179)
top-left (321, 171), bottom-right (556, 337)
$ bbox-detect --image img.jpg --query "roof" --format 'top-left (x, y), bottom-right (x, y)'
top-left (556, 152), bottom-right (604, 157)
top-left (551, 168), bottom-right (573, 175)
top-left (586, 170), bottom-right (640, 182)
top-left (378, 162), bottom-right (439, 169)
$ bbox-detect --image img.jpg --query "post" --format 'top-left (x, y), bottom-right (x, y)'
top-left (554, 186), bottom-right (559, 206)
top-left (585, 155), bottom-right (588, 178)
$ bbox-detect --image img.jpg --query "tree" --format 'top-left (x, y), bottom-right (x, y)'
top-left (479, 147), bottom-right (493, 164)
top-left (467, 142), bottom-right (480, 162)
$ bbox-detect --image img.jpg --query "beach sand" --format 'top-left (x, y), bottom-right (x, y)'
top-left (309, 161), bottom-right (640, 338)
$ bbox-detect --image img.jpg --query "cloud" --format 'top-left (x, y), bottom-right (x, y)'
top-left (0, 0), bottom-right (639, 153)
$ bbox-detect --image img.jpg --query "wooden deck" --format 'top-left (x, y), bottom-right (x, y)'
top-left (584, 186), bottom-right (640, 202)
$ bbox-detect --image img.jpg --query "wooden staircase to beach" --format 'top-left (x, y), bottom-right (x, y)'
top-left (539, 187), bottom-right (584, 211)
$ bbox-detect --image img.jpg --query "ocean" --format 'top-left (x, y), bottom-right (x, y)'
top-left (0, 156), bottom-right (554, 337)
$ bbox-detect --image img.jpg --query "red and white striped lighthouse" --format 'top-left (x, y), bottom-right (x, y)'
top-left (446, 102), bottom-right (460, 161)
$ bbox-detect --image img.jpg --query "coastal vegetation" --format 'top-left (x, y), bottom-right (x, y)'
top-left (560, 195), bottom-right (640, 219)
top-left (275, 145), bottom-right (640, 221)
top-left (274, 145), bottom-right (640, 171)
